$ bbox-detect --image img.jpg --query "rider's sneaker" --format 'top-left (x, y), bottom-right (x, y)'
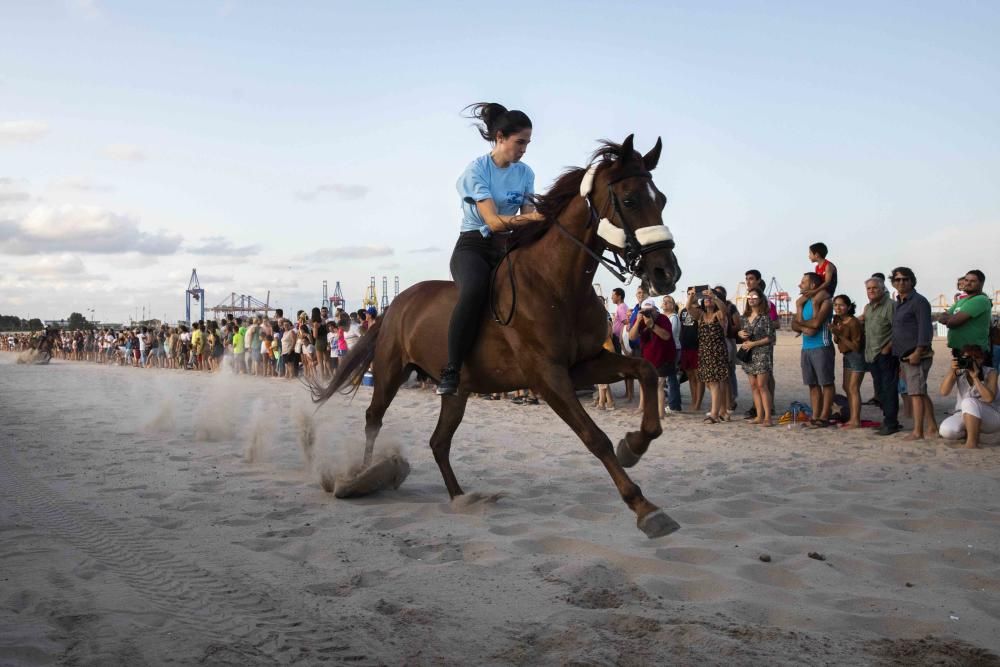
top-left (436, 364), bottom-right (460, 395)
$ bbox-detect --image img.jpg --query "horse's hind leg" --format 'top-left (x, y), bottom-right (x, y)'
top-left (533, 367), bottom-right (679, 539)
top-left (363, 359), bottom-right (409, 467)
top-left (428, 394), bottom-right (469, 498)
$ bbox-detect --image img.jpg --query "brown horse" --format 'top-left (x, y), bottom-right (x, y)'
top-left (311, 135), bottom-right (683, 538)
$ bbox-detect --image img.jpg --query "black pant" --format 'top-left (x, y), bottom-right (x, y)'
top-left (870, 352), bottom-right (900, 429)
top-left (447, 232), bottom-right (502, 370)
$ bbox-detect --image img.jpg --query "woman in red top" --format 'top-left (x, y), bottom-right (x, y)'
top-left (628, 298), bottom-right (677, 420)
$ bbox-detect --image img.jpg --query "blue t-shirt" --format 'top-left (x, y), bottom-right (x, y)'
top-left (801, 298), bottom-right (832, 349)
top-left (457, 154), bottom-right (535, 237)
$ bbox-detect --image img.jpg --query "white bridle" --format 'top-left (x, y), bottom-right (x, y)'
top-left (579, 163), bottom-right (673, 250)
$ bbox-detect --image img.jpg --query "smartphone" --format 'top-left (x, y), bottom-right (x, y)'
top-left (694, 284), bottom-right (709, 294)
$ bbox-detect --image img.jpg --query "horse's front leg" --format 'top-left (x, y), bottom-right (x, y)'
top-left (569, 350), bottom-right (661, 468)
top-left (531, 363), bottom-right (679, 539)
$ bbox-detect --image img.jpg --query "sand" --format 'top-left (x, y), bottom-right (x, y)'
top-left (1, 336), bottom-right (999, 666)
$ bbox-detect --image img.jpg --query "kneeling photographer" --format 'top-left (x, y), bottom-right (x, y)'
top-left (939, 345), bottom-right (1000, 449)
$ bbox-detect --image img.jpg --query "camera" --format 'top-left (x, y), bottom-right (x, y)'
top-left (956, 355), bottom-right (974, 371)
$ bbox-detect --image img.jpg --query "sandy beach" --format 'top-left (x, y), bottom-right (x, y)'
top-left (1, 335), bottom-right (999, 666)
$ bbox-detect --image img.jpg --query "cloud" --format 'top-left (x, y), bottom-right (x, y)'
top-left (0, 121), bottom-right (49, 143)
top-left (0, 179), bottom-right (31, 203)
top-left (295, 183), bottom-right (368, 202)
top-left (377, 263), bottom-right (400, 270)
top-left (408, 246), bottom-right (441, 254)
top-left (0, 205), bottom-right (181, 255)
top-left (297, 245), bottom-right (393, 261)
top-left (49, 176), bottom-right (114, 193)
top-left (23, 253), bottom-right (87, 276)
top-left (186, 235), bottom-right (261, 256)
top-left (103, 144), bottom-right (146, 161)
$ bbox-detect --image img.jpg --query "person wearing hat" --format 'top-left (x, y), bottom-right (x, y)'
top-left (628, 297), bottom-right (678, 420)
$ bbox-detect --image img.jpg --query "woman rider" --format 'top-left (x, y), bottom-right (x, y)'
top-left (437, 102), bottom-right (545, 395)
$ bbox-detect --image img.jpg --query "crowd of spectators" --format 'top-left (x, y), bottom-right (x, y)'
top-left (5, 305), bottom-right (380, 383)
top-left (608, 242), bottom-right (999, 449)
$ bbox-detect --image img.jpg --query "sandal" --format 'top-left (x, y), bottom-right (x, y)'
top-left (526, 397), bottom-right (540, 405)
top-left (808, 419), bottom-right (829, 429)
top-left (511, 396), bottom-right (525, 405)
top-left (702, 416), bottom-right (718, 424)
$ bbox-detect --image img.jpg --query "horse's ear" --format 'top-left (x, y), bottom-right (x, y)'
top-left (620, 134), bottom-right (635, 162)
top-left (643, 137), bottom-right (662, 171)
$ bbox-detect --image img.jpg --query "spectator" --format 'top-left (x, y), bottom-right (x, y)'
top-left (939, 270), bottom-right (991, 361)
top-left (311, 307), bottom-right (330, 378)
top-left (686, 288), bottom-right (730, 423)
top-left (594, 316), bottom-right (616, 410)
top-left (660, 295), bottom-right (682, 413)
top-left (744, 269), bottom-right (779, 419)
top-left (830, 294), bottom-right (864, 428)
top-left (939, 345), bottom-right (999, 449)
top-left (628, 297), bottom-right (676, 420)
top-left (890, 266), bottom-right (936, 441)
top-left (792, 272), bottom-right (835, 427)
top-left (737, 287), bottom-right (775, 426)
top-left (807, 242), bottom-right (838, 297)
top-left (678, 286), bottom-right (704, 413)
top-left (863, 276), bottom-right (900, 435)
top-left (611, 287), bottom-right (635, 403)
top-left (714, 285), bottom-right (740, 412)
top-left (281, 320), bottom-right (297, 379)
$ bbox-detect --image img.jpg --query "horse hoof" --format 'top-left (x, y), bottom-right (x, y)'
top-left (332, 455), bottom-right (411, 498)
top-left (616, 439), bottom-right (641, 468)
top-left (637, 509), bottom-right (680, 539)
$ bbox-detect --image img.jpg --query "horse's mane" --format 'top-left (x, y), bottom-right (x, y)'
top-left (512, 140), bottom-right (625, 248)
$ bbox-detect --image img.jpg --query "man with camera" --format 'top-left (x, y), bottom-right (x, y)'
top-left (628, 297), bottom-right (677, 420)
top-left (939, 345), bottom-right (999, 448)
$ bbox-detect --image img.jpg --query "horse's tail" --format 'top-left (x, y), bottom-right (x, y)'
top-left (307, 317), bottom-right (383, 407)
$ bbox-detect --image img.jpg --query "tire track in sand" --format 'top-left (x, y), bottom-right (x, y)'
top-left (0, 449), bottom-right (380, 665)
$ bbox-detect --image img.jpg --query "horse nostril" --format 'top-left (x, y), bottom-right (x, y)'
top-left (653, 267), bottom-right (670, 285)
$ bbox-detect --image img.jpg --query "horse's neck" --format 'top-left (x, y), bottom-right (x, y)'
top-left (521, 198), bottom-right (600, 300)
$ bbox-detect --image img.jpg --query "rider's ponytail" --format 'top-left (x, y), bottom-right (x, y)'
top-left (464, 102), bottom-right (532, 143)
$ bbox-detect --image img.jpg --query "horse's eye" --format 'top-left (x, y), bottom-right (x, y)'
top-left (622, 198), bottom-right (636, 208)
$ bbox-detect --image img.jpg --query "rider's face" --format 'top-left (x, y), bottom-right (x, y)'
top-left (495, 128), bottom-right (532, 164)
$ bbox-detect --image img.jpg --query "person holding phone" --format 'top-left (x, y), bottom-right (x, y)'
top-left (938, 345), bottom-right (999, 448)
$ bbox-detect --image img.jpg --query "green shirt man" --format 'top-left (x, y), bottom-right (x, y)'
top-left (945, 294), bottom-right (991, 352)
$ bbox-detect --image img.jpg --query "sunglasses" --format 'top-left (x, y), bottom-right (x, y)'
top-left (891, 276), bottom-right (912, 283)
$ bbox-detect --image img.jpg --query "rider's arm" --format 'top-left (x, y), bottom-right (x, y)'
top-left (475, 199), bottom-right (543, 233)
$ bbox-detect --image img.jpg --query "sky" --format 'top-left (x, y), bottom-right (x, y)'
top-left (2, 0), bottom-right (998, 323)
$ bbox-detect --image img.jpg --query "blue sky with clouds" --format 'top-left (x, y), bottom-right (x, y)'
top-left (2, 1), bottom-right (997, 322)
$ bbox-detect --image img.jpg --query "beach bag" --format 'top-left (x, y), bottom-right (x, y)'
top-left (735, 345), bottom-right (752, 363)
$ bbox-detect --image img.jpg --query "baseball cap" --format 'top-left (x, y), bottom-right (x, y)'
top-left (366, 306), bottom-right (378, 316)
top-left (641, 298), bottom-right (657, 311)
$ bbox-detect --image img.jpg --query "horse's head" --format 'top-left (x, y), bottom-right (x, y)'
top-left (583, 134), bottom-right (681, 296)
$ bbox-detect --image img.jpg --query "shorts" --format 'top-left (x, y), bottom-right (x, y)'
top-left (900, 356), bottom-right (932, 396)
top-left (843, 350), bottom-right (866, 373)
top-left (336, 349), bottom-right (346, 357)
top-left (679, 349), bottom-right (699, 371)
top-left (801, 346), bottom-right (835, 386)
